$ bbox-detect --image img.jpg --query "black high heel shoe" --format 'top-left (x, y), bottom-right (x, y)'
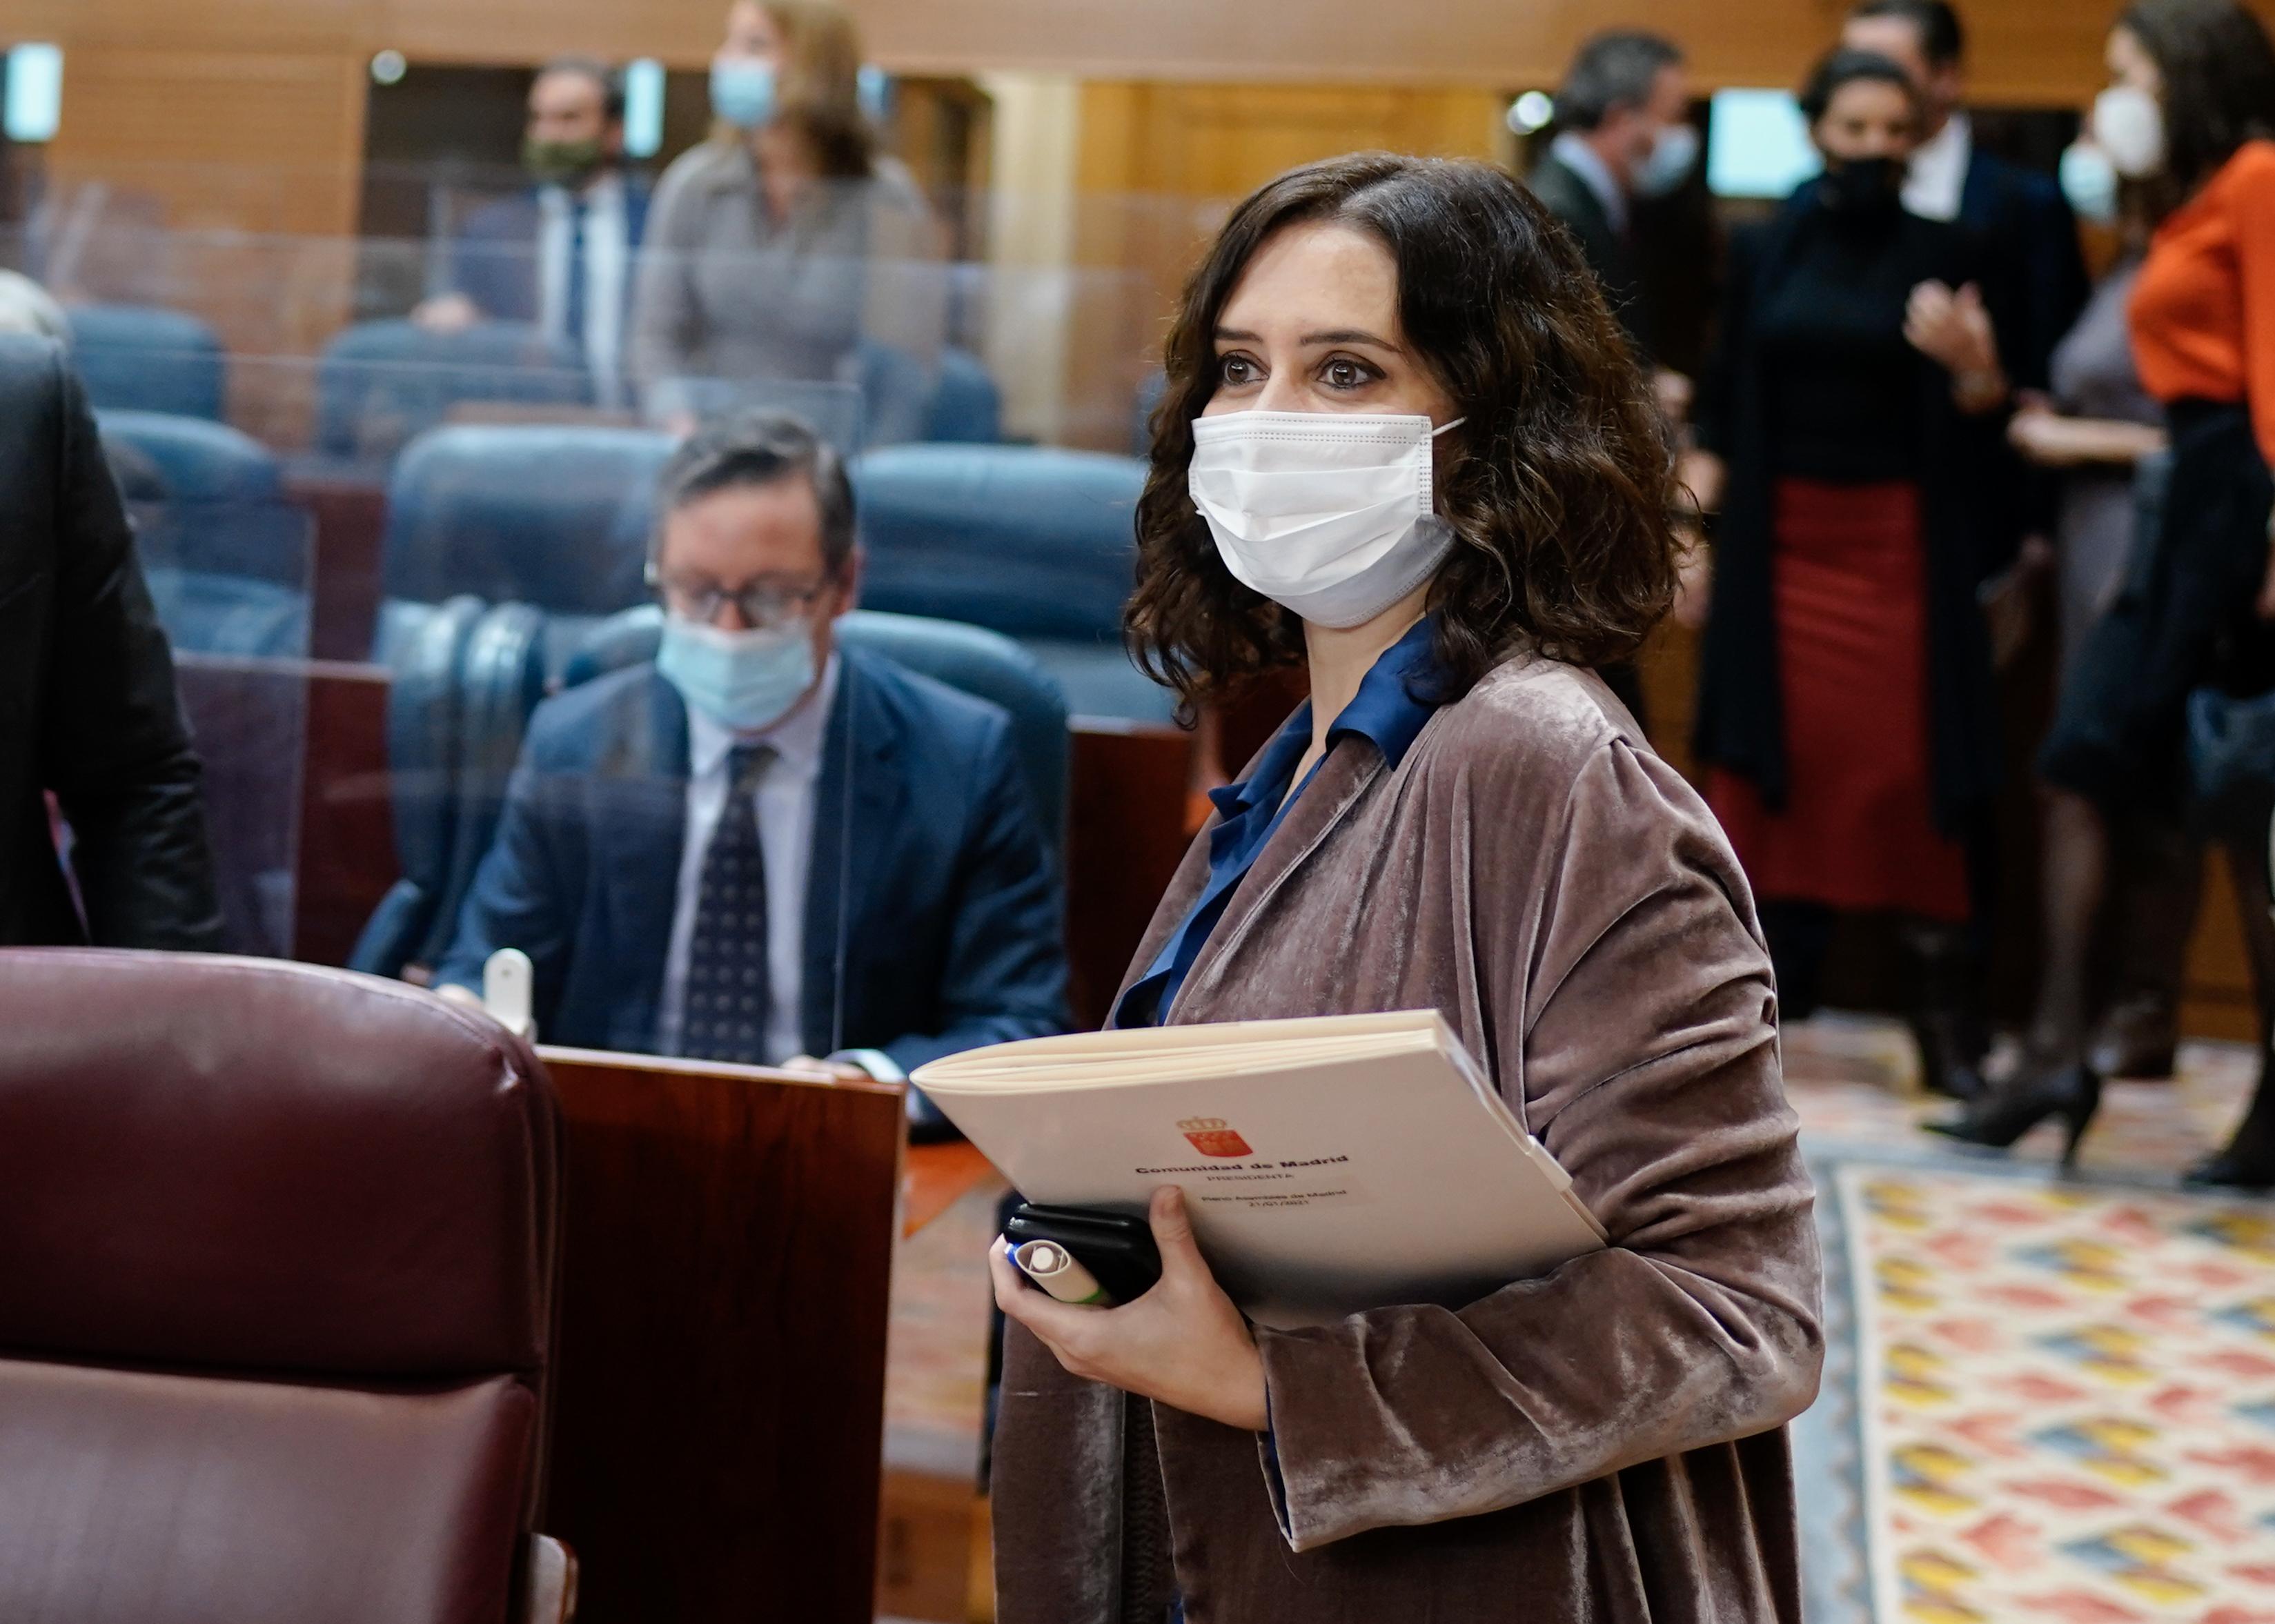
top-left (1926, 1062), bottom-right (2103, 1167)
top-left (2182, 1091), bottom-right (2275, 1191)
top-left (2182, 1147), bottom-right (2275, 1191)
top-left (1904, 922), bottom-right (1987, 1101)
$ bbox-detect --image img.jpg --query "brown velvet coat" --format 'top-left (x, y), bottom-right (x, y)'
top-left (992, 653), bottom-right (1824, 1623)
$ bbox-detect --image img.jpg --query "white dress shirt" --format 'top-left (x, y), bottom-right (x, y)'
top-left (1902, 111), bottom-right (1972, 224)
top-left (536, 170), bottom-right (631, 406)
top-left (656, 657), bottom-right (838, 1064)
top-left (1550, 130), bottom-right (1630, 235)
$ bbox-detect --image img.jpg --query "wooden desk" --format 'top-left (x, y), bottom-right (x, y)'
top-left (904, 1141), bottom-right (996, 1238)
top-left (538, 1048), bottom-right (906, 1624)
top-left (285, 471), bottom-right (389, 664)
top-left (292, 660), bottom-right (396, 967)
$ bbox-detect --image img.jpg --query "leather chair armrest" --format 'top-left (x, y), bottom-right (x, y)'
top-left (524, 1533), bottom-right (578, 1624)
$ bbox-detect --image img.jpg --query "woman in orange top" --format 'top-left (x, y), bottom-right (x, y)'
top-left (1938, 0), bottom-right (2275, 1187)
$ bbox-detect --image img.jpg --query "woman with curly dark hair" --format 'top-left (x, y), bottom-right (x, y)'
top-left (985, 151), bottom-right (1822, 1624)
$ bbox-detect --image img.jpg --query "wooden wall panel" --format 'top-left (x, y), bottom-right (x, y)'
top-left (366, 0), bottom-right (719, 68)
top-left (43, 50), bottom-right (364, 235)
top-left (1062, 81), bottom-right (1506, 450)
top-left (20, 0), bottom-right (2247, 94)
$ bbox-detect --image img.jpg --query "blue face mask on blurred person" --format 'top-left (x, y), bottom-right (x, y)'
top-left (2059, 140), bottom-right (2120, 225)
top-left (710, 60), bottom-right (777, 130)
top-left (1633, 122), bottom-right (1700, 198)
top-left (657, 614), bottom-right (816, 732)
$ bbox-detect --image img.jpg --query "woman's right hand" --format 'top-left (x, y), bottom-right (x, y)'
top-left (2008, 405), bottom-right (2169, 468)
top-left (1903, 279), bottom-right (1998, 375)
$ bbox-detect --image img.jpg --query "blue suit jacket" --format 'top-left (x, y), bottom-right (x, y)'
top-left (442, 177), bottom-right (653, 326)
top-left (432, 646), bottom-right (1069, 1072)
top-left (1958, 150), bottom-right (2090, 395)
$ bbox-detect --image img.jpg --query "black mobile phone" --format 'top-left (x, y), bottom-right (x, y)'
top-left (1003, 1201), bottom-right (1163, 1306)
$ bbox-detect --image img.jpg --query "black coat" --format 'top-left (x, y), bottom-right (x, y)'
top-left (1525, 149), bottom-right (1653, 363)
top-left (0, 336), bottom-right (221, 948)
top-left (1693, 184), bottom-right (2017, 832)
top-left (1958, 148), bottom-right (2091, 396)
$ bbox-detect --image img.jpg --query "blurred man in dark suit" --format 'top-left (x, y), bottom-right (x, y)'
top-left (1844, 0), bottom-right (2090, 392)
top-left (1526, 30), bottom-right (1696, 383)
top-left (0, 335), bottom-right (221, 949)
top-left (433, 410), bottom-right (1066, 1128)
top-left (1527, 31), bottom-right (1700, 732)
top-left (414, 57), bottom-right (652, 404)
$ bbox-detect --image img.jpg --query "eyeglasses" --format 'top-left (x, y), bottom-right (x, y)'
top-left (652, 573), bottom-right (831, 631)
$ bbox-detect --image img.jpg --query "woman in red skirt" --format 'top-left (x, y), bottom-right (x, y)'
top-left (1688, 48), bottom-right (2016, 1094)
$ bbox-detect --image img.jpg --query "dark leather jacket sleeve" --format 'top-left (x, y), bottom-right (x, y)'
top-left (14, 337), bottom-right (224, 949)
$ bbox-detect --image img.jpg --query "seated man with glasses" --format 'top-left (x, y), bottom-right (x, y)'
top-left (433, 410), bottom-right (1067, 1127)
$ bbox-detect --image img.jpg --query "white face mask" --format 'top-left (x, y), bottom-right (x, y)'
top-left (1188, 410), bottom-right (1464, 629)
top-left (2093, 85), bottom-right (2165, 179)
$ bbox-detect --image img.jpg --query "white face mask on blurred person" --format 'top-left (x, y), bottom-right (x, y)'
top-left (1188, 410), bottom-right (1464, 629)
top-left (2093, 86), bottom-right (2166, 179)
top-left (2059, 140), bottom-right (2120, 224)
top-left (1633, 122), bottom-right (1700, 198)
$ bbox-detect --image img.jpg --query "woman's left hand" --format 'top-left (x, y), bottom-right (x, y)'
top-left (1904, 279), bottom-right (2001, 383)
top-left (990, 1185), bottom-right (1270, 1432)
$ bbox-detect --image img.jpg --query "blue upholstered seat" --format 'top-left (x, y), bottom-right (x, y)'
top-left (315, 320), bottom-right (591, 466)
top-left (849, 444), bottom-right (1168, 720)
top-left (70, 305), bottom-right (227, 422)
top-left (376, 432), bottom-right (1167, 720)
top-left (927, 347), bottom-right (1003, 444)
top-left (850, 444), bottom-right (1141, 639)
top-left (855, 341), bottom-right (1002, 448)
top-left (375, 424), bottom-right (677, 653)
top-left (97, 409), bottom-right (310, 658)
top-left (349, 597), bottom-right (552, 980)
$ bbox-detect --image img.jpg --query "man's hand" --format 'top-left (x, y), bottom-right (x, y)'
top-left (433, 982), bottom-right (514, 1029)
top-left (989, 1185), bottom-right (1269, 1432)
top-left (783, 1053), bottom-right (871, 1082)
top-left (410, 293), bottom-right (480, 334)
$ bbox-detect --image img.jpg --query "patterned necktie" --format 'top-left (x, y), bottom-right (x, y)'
top-left (562, 195), bottom-right (589, 354)
top-left (681, 743), bottom-right (774, 1064)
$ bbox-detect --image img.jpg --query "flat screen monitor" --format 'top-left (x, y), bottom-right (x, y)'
top-left (1706, 88), bottom-right (1821, 200)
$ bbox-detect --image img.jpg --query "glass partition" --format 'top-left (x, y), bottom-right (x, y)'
top-left (2, 177), bottom-right (1211, 1008)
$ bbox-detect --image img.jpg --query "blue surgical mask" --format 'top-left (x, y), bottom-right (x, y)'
top-left (657, 615), bottom-right (816, 731)
top-left (710, 59), bottom-right (777, 130)
top-left (2059, 139), bottom-right (2120, 226)
top-left (856, 65), bottom-right (892, 123)
top-left (1633, 121), bottom-right (1700, 198)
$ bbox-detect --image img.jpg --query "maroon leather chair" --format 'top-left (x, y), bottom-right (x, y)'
top-left (0, 949), bottom-right (569, 1624)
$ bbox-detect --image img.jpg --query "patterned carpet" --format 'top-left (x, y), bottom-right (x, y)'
top-left (1786, 1017), bottom-right (2275, 1624)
